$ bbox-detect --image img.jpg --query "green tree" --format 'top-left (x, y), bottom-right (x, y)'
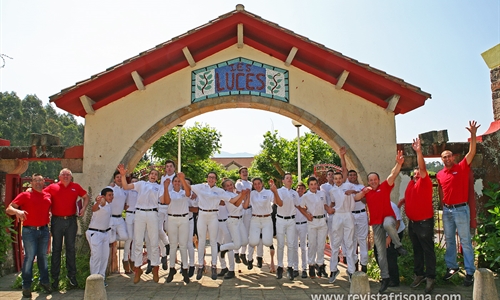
top-left (251, 131), bottom-right (339, 185)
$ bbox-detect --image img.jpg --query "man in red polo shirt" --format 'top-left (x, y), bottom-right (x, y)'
top-left (6, 173), bottom-right (52, 298)
top-left (355, 150), bottom-right (408, 293)
top-left (44, 168), bottom-right (89, 290)
top-left (437, 120), bottom-right (480, 287)
top-left (399, 138), bottom-right (436, 294)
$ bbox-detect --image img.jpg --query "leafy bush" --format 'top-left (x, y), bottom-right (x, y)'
top-left (0, 204), bottom-right (16, 266)
top-left (474, 182), bottom-right (500, 272)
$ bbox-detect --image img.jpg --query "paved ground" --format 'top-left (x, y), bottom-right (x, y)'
top-left (2, 246), bottom-right (496, 300)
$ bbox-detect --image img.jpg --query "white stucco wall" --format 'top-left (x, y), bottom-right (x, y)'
top-left (79, 44), bottom-right (398, 198)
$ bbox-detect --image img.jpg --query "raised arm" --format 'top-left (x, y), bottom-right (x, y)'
top-left (270, 179), bottom-right (283, 207)
top-left (178, 172), bottom-right (191, 197)
top-left (230, 189), bottom-right (248, 207)
top-left (92, 195), bottom-right (107, 212)
top-left (339, 146), bottom-right (348, 182)
top-left (117, 164), bottom-right (135, 190)
top-left (354, 187), bottom-right (372, 201)
top-left (465, 120), bottom-right (480, 165)
top-left (413, 138), bottom-right (427, 179)
top-left (6, 202), bottom-right (27, 223)
top-left (161, 179), bottom-right (172, 205)
top-left (387, 150), bottom-right (404, 186)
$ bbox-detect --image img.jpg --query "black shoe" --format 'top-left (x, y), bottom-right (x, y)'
top-left (40, 283), bottom-right (52, 294)
top-left (293, 270), bottom-right (299, 278)
top-left (276, 266), bottom-right (283, 279)
top-left (241, 256), bottom-right (248, 265)
top-left (145, 259), bottom-right (153, 274)
top-left (396, 246), bottom-right (408, 256)
top-left (379, 278), bottom-right (390, 293)
top-left (463, 274), bottom-right (474, 287)
top-left (22, 288), bottom-right (31, 298)
top-left (182, 268), bottom-right (190, 284)
top-left (388, 280), bottom-right (399, 287)
top-left (287, 267), bottom-right (294, 280)
top-left (247, 260), bottom-right (253, 270)
top-left (443, 267), bottom-right (460, 280)
top-left (51, 280), bottom-right (59, 291)
top-left (224, 270), bottom-right (235, 279)
top-left (161, 256), bottom-right (168, 270)
top-left (234, 253), bottom-right (241, 264)
top-left (218, 267), bottom-right (228, 277)
top-left (188, 266), bottom-right (195, 278)
top-left (196, 267), bottom-right (203, 280)
top-left (410, 275), bottom-right (426, 288)
top-left (309, 266), bottom-right (316, 278)
top-left (319, 264), bottom-right (328, 278)
top-left (361, 265), bottom-right (367, 273)
top-left (165, 244), bottom-right (170, 256)
top-left (66, 275), bottom-right (78, 287)
top-left (211, 266), bottom-right (217, 280)
top-left (302, 270), bottom-right (308, 278)
top-left (425, 278), bottom-right (435, 294)
top-left (257, 257), bottom-right (263, 268)
top-left (166, 267), bottom-right (177, 283)
top-left (220, 250), bottom-right (228, 259)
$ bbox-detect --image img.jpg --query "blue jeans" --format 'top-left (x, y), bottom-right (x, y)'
top-left (50, 217), bottom-right (78, 280)
top-left (443, 205), bottom-right (475, 275)
top-left (22, 226), bottom-right (50, 289)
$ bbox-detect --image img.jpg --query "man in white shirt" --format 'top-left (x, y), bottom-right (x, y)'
top-left (347, 170), bottom-right (368, 273)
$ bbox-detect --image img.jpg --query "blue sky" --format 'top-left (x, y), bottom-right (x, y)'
top-left (1, 0), bottom-right (499, 155)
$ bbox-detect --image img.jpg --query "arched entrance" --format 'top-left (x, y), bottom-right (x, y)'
top-left (49, 6), bottom-right (430, 199)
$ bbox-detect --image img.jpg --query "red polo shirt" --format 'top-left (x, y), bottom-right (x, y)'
top-left (365, 180), bottom-right (396, 225)
top-left (405, 173), bottom-right (433, 221)
top-left (436, 158), bottom-right (469, 205)
top-left (12, 190), bottom-right (51, 226)
top-left (44, 181), bottom-right (87, 216)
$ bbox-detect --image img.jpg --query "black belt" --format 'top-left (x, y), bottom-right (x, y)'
top-left (189, 217), bottom-right (193, 221)
top-left (410, 217), bottom-right (434, 224)
top-left (126, 210), bottom-right (135, 214)
top-left (158, 202), bottom-right (168, 206)
top-left (168, 213), bottom-right (188, 217)
top-left (199, 208), bottom-right (218, 212)
top-left (313, 215), bottom-right (325, 219)
top-left (296, 221), bottom-right (307, 225)
top-left (111, 214), bottom-right (122, 218)
top-left (252, 214), bottom-right (271, 217)
top-left (277, 214), bottom-right (295, 220)
top-left (218, 219), bottom-right (227, 222)
top-left (24, 225), bottom-right (48, 230)
top-left (352, 209), bottom-right (366, 214)
top-left (244, 206), bottom-right (252, 209)
top-left (229, 216), bottom-right (242, 219)
top-left (444, 202), bottom-right (467, 209)
top-left (89, 228), bottom-right (111, 233)
top-left (136, 208), bottom-right (158, 212)
top-left (52, 215), bottom-right (76, 219)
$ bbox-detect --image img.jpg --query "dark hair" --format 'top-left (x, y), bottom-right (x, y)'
top-left (185, 177), bottom-right (192, 185)
top-left (283, 172), bottom-right (292, 180)
top-left (101, 187), bottom-right (113, 196)
top-left (333, 172), bottom-right (343, 178)
top-left (367, 172), bottom-right (380, 180)
top-left (327, 169), bottom-right (335, 175)
top-left (238, 166), bottom-right (248, 174)
top-left (307, 176), bottom-right (318, 185)
top-left (149, 169), bottom-right (159, 176)
top-left (165, 160), bottom-right (176, 168)
top-left (348, 170), bottom-right (357, 175)
top-left (252, 177), bottom-right (263, 185)
top-left (32, 173), bottom-right (43, 179)
top-left (296, 181), bottom-right (306, 188)
top-left (113, 170), bottom-right (120, 178)
top-left (207, 172), bottom-right (218, 180)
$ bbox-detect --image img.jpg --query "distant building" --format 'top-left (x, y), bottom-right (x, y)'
top-left (212, 157), bottom-right (255, 171)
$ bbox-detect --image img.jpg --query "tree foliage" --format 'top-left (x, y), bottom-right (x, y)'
top-left (0, 92), bottom-right (84, 179)
top-left (251, 131), bottom-right (339, 185)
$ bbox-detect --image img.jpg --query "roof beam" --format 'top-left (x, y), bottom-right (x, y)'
top-left (335, 70), bottom-right (350, 90)
top-left (237, 23), bottom-right (244, 49)
top-left (79, 95), bottom-right (95, 115)
top-left (182, 47), bottom-right (196, 67)
top-left (285, 47), bottom-right (298, 67)
top-left (385, 94), bottom-right (400, 112)
top-left (131, 71), bottom-right (145, 90)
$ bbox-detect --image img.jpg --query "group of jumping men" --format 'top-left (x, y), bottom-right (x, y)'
top-left (7, 120), bottom-right (479, 297)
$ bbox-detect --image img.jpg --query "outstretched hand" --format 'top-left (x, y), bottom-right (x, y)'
top-left (395, 150), bottom-right (404, 165)
top-left (269, 179), bottom-right (277, 192)
top-left (339, 146), bottom-right (346, 157)
top-left (117, 164), bottom-right (127, 176)
top-left (466, 120), bottom-right (480, 135)
top-left (164, 178), bottom-right (171, 186)
top-left (177, 172), bottom-right (185, 181)
top-left (412, 138), bottom-right (421, 152)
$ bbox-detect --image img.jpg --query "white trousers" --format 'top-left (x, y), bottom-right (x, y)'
top-left (158, 206), bottom-right (169, 256)
top-left (109, 216), bottom-right (128, 243)
top-left (293, 222), bottom-right (308, 271)
top-left (276, 217), bottom-right (296, 268)
top-left (329, 212), bottom-right (356, 273)
top-left (124, 212), bottom-right (135, 261)
top-left (218, 221), bottom-right (235, 271)
top-left (249, 216), bottom-right (273, 247)
top-left (238, 208), bottom-right (252, 255)
top-left (221, 217), bottom-right (248, 252)
top-left (167, 215), bottom-right (189, 268)
top-left (352, 211), bottom-right (369, 265)
top-left (307, 218), bottom-right (327, 265)
top-left (133, 210), bottom-right (159, 267)
top-left (187, 217), bottom-right (195, 267)
top-left (86, 230), bottom-right (110, 278)
top-left (197, 211), bottom-right (219, 266)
